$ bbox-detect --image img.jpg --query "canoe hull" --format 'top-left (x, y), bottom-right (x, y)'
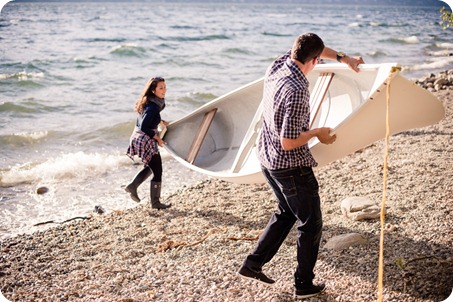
top-left (163, 64), bottom-right (445, 184)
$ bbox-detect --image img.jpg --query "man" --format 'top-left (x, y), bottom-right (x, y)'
top-left (238, 33), bottom-right (364, 299)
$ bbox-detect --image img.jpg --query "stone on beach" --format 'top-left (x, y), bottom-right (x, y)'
top-left (416, 69), bottom-right (453, 92)
top-left (36, 186), bottom-right (49, 194)
top-left (340, 196), bottom-right (381, 221)
top-left (324, 233), bottom-right (368, 250)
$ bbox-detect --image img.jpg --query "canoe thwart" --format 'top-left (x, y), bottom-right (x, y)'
top-left (185, 108), bottom-right (218, 164)
top-left (231, 102), bottom-right (263, 173)
top-left (310, 72), bottom-right (335, 129)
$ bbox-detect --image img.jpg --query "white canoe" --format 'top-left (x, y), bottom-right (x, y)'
top-left (163, 63), bottom-right (445, 184)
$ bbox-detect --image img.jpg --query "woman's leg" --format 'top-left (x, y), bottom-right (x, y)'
top-left (148, 153), bottom-right (170, 209)
top-left (125, 166), bottom-right (152, 202)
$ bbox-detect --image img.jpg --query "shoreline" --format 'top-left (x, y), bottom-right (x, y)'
top-left (0, 74), bottom-right (452, 301)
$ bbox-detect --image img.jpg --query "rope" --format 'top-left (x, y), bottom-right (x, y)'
top-left (377, 66), bottom-right (401, 302)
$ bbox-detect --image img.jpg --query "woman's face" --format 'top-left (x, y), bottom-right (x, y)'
top-left (153, 81), bottom-right (167, 99)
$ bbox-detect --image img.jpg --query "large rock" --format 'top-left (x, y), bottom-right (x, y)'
top-left (324, 233), bottom-right (368, 250)
top-left (340, 196), bottom-right (381, 221)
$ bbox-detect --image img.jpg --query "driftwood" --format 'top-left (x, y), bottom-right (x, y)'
top-left (157, 228), bottom-right (225, 252)
top-left (226, 235), bottom-right (260, 241)
top-left (33, 216), bottom-right (90, 226)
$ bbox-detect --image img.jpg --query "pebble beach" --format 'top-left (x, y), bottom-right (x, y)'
top-left (0, 73), bottom-right (452, 301)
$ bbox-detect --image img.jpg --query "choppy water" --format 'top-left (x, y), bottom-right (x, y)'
top-left (1, 1), bottom-right (451, 240)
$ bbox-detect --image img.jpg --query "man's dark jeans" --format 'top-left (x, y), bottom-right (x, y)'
top-left (243, 165), bottom-right (323, 286)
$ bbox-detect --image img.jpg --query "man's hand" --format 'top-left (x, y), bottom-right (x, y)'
top-left (343, 56), bottom-right (365, 73)
top-left (320, 47), bottom-right (365, 73)
top-left (317, 127), bottom-right (336, 145)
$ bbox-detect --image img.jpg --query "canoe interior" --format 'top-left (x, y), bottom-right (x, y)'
top-left (307, 64), bottom-right (392, 132)
top-left (164, 63), bottom-right (396, 174)
top-left (164, 78), bottom-right (264, 172)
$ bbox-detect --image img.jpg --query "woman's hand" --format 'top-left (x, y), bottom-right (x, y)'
top-left (154, 135), bottom-right (166, 147)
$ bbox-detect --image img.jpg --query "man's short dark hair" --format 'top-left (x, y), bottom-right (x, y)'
top-left (291, 33), bottom-right (325, 64)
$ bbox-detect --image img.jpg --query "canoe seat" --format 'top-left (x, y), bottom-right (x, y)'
top-left (185, 108), bottom-right (217, 164)
top-left (310, 72), bottom-right (335, 129)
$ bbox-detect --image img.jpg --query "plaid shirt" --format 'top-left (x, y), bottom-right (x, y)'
top-left (126, 128), bottom-right (158, 166)
top-left (257, 50), bottom-right (317, 170)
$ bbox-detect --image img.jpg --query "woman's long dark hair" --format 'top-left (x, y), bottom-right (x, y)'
top-left (134, 77), bottom-right (165, 114)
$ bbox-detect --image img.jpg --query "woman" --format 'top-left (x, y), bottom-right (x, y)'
top-left (125, 77), bottom-right (171, 209)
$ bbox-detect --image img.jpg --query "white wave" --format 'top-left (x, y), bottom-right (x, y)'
top-left (405, 56), bottom-right (453, 71)
top-left (427, 49), bottom-right (452, 57)
top-left (0, 71), bottom-right (45, 80)
top-left (401, 36), bottom-right (419, 44)
top-left (265, 13), bottom-right (287, 18)
top-left (0, 151), bottom-right (131, 186)
top-left (436, 42), bottom-right (453, 48)
top-left (348, 22), bottom-right (360, 27)
top-left (367, 50), bottom-right (387, 57)
top-left (111, 43), bottom-right (139, 51)
top-left (13, 131), bottom-right (48, 140)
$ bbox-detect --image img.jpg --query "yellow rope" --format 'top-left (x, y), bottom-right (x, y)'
top-left (377, 66), bottom-right (401, 302)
